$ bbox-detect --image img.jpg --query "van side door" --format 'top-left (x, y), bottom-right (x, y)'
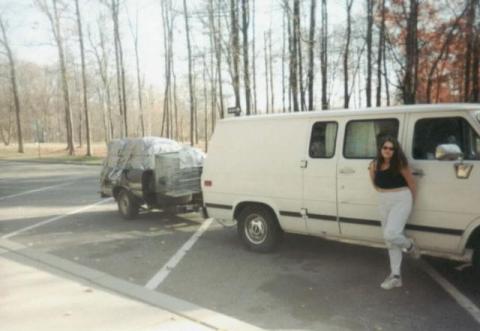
top-left (405, 112), bottom-right (480, 253)
top-left (303, 120), bottom-right (340, 235)
top-left (337, 115), bottom-right (404, 242)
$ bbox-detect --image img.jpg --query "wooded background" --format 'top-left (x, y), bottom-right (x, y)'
top-left (0, 0), bottom-right (478, 155)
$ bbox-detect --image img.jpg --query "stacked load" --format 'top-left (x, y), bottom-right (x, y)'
top-left (100, 137), bottom-right (205, 196)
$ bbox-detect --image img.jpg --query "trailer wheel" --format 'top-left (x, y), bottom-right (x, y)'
top-left (237, 205), bottom-right (281, 253)
top-left (117, 189), bottom-right (139, 220)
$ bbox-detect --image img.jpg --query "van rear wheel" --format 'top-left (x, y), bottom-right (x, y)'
top-left (237, 205), bottom-right (281, 253)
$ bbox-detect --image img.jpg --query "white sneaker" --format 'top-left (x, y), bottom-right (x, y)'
top-left (404, 239), bottom-right (421, 259)
top-left (380, 275), bottom-right (402, 290)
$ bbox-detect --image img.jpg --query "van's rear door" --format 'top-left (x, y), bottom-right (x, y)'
top-left (303, 120), bottom-right (341, 235)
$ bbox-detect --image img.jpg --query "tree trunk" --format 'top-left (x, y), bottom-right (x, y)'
top-left (344, 0), bottom-right (353, 109)
top-left (0, 16), bottom-right (23, 153)
top-left (241, 0), bottom-right (251, 115)
top-left (295, 2), bottom-right (306, 111)
top-left (49, 0), bottom-right (74, 154)
top-left (465, 0), bottom-right (478, 102)
top-left (403, 0), bottom-right (418, 104)
top-left (75, 0), bottom-right (91, 155)
top-left (269, 30), bottom-right (275, 113)
top-left (264, 32), bottom-right (270, 113)
top-left (183, 0), bottom-right (195, 146)
top-left (252, 0), bottom-right (258, 114)
top-left (366, 0), bottom-right (373, 107)
top-left (230, 0), bottom-right (241, 110)
top-left (129, 6), bottom-right (145, 137)
top-left (320, 0), bottom-right (328, 110)
top-left (291, 0), bottom-right (300, 112)
top-left (307, 0), bottom-right (317, 111)
top-left (375, 0), bottom-right (385, 107)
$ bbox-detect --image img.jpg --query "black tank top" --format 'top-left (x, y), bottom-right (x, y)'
top-left (374, 164), bottom-right (408, 189)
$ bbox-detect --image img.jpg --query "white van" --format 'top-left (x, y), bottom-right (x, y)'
top-left (201, 104), bottom-right (480, 273)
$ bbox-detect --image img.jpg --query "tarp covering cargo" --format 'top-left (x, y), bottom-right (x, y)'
top-left (100, 137), bottom-right (205, 196)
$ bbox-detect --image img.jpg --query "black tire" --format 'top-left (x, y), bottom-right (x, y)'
top-left (473, 242), bottom-right (480, 276)
top-left (117, 189), bottom-right (139, 220)
top-left (237, 205), bottom-right (282, 253)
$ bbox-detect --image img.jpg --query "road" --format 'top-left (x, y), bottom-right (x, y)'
top-left (1, 160), bottom-right (479, 331)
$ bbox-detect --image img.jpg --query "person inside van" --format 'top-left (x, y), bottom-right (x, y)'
top-left (369, 136), bottom-right (420, 290)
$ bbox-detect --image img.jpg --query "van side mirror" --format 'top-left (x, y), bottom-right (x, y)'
top-left (435, 144), bottom-right (463, 161)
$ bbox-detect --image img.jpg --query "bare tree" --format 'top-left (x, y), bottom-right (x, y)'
top-left (230, 0), bottom-right (241, 111)
top-left (269, 29), bottom-right (275, 112)
top-left (344, 0), bottom-right (354, 108)
top-left (89, 17), bottom-right (114, 141)
top-left (108, 0), bottom-right (128, 136)
top-left (307, 0), bottom-right (317, 111)
top-left (291, 0), bottom-right (300, 112)
top-left (183, 0), bottom-right (195, 146)
top-left (464, 0), bottom-right (479, 101)
top-left (264, 31), bottom-right (270, 113)
top-left (403, 0), bottom-right (419, 104)
top-left (74, 0), bottom-right (91, 155)
top-left (208, 0), bottom-right (225, 119)
top-left (0, 15), bottom-right (23, 153)
top-left (37, 0), bottom-right (74, 155)
top-left (375, 0), bottom-right (385, 107)
top-left (366, 0), bottom-right (373, 107)
top-left (160, 0), bottom-right (174, 138)
top-left (127, 4), bottom-right (145, 136)
top-left (251, 0), bottom-right (257, 113)
top-left (320, 0), bottom-right (328, 109)
top-left (241, 0), bottom-right (251, 115)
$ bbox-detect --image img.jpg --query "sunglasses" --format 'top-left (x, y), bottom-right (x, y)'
top-left (382, 146), bottom-right (395, 151)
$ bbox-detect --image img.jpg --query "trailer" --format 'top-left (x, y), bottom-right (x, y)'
top-left (100, 137), bottom-right (205, 219)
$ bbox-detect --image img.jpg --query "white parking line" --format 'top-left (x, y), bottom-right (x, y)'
top-left (1, 198), bottom-right (113, 240)
top-left (0, 180), bottom-right (77, 201)
top-left (420, 260), bottom-right (480, 324)
top-left (145, 218), bottom-right (214, 290)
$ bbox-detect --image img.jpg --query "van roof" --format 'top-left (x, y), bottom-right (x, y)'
top-left (222, 103), bottom-right (480, 122)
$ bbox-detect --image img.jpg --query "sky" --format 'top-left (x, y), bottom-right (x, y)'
top-left (0, 0), bottom-right (363, 112)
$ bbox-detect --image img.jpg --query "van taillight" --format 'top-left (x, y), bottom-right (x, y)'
top-left (204, 180), bottom-right (212, 187)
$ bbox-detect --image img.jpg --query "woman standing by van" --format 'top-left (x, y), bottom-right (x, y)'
top-left (369, 136), bottom-right (420, 290)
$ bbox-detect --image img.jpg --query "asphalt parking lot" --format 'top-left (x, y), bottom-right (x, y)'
top-left (1, 160), bottom-right (480, 331)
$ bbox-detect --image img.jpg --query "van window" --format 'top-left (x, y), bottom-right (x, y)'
top-left (413, 117), bottom-right (480, 160)
top-left (344, 119), bottom-right (399, 159)
top-left (309, 122), bottom-right (337, 158)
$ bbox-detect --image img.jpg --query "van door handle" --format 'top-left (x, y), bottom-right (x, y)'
top-left (412, 169), bottom-right (425, 177)
top-left (339, 167), bottom-right (355, 174)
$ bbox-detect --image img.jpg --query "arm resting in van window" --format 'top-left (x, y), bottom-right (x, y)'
top-left (401, 166), bottom-right (417, 201)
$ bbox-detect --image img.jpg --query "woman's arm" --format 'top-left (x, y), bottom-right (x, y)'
top-left (401, 165), bottom-right (417, 200)
top-left (368, 160), bottom-right (378, 191)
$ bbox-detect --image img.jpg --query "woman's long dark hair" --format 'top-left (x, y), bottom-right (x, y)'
top-left (376, 136), bottom-right (408, 174)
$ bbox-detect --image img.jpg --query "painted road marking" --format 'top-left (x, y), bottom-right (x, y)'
top-left (145, 218), bottom-right (214, 290)
top-left (421, 260), bottom-right (480, 324)
top-left (1, 198), bottom-right (113, 239)
top-left (0, 180), bottom-right (78, 201)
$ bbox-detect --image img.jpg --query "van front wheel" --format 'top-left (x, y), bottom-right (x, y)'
top-left (237, 205), bottom-right (281, 253)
